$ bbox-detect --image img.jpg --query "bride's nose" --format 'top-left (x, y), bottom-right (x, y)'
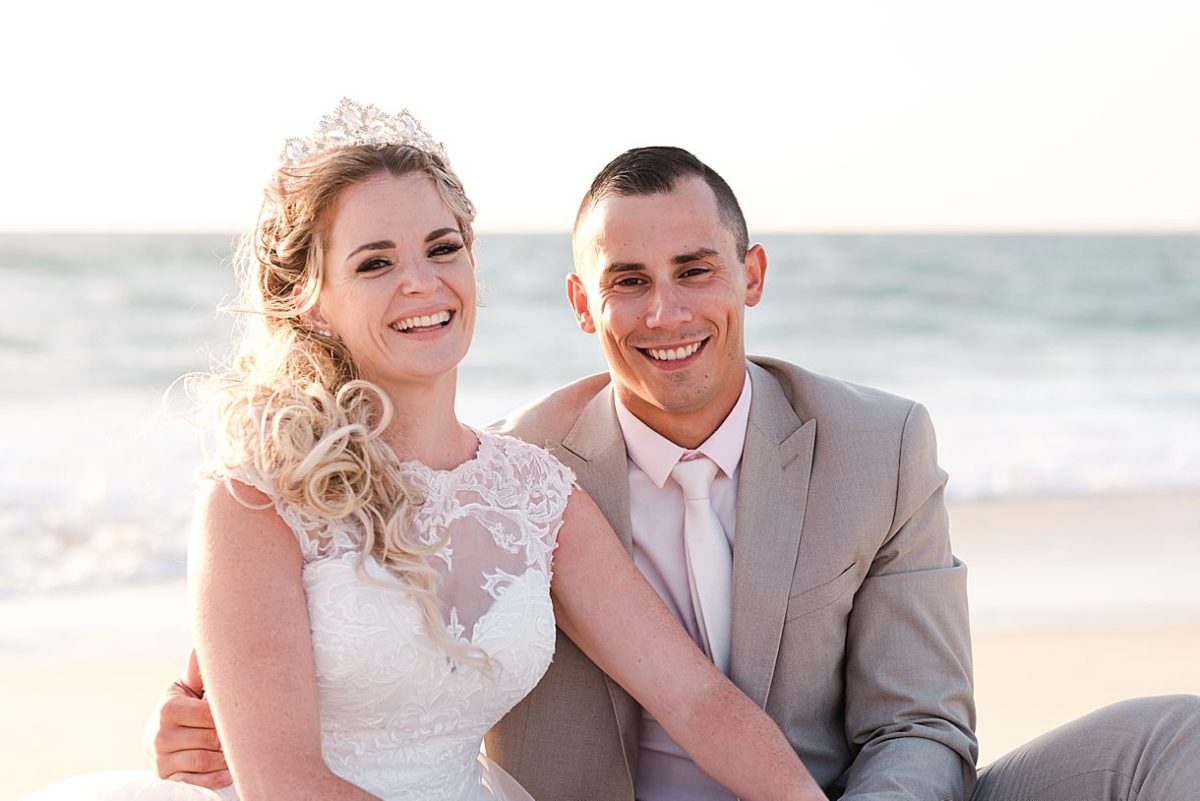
top-left (397, 257), bottom-right (439, 295)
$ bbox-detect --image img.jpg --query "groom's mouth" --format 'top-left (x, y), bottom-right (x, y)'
top-left (637, 338), bottom-right (708, 368)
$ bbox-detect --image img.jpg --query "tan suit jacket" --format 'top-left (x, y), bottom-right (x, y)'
top-left (485, 357), bottom-right (977, 800)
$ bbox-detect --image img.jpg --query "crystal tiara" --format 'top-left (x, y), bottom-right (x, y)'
top-left (279, 98), bottom-right (448, 167)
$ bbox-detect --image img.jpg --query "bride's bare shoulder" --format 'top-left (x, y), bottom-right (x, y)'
top-left (191, 478), bottom-right (295, 553)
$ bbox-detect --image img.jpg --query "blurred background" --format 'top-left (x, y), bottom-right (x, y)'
top-left (1, 0), bottom-right (1196, 795)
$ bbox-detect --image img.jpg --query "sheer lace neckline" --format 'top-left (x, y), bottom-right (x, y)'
top-left (395, 426), bottom-right (487, 478)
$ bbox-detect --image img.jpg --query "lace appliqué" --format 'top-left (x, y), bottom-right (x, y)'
top-left (402, 432), bottom-right (572, 578)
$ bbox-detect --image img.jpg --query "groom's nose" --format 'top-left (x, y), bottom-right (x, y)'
top-left (643, 283), bottom-right (692, 329)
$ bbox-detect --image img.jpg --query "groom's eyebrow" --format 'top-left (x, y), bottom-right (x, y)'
top-left (673, 248), bottom-right (720, 265)
top-left (604, 262), bottom-right (645, 274)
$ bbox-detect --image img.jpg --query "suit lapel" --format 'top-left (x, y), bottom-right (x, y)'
top-left (730, 363), bottom-right (816, 708)
top-left (561, 384), bottom-right (635, 554)
top-left (559, 384), bottom-right (641, 778)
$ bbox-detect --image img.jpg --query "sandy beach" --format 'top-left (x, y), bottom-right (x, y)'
top-left (3, 491), bottom-right (1197, 799)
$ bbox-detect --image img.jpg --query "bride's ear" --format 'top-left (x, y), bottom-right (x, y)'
top-left (302, 306), bottom-right (336, 339)
top-left (293, 266), bottom-right (339, 339)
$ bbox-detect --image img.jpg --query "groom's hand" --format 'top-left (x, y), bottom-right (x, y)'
top-left (144, 649), bottom-right (231, 789)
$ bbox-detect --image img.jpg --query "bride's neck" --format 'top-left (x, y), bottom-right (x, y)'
top-left (380, 373), bottom-right (475, 471)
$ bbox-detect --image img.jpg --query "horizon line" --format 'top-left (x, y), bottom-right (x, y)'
top-left (2, 227), bottom-right (1198, 237)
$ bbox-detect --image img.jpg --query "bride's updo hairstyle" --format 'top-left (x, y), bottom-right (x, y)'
top-left (202, 101), bottom-right (480, 661)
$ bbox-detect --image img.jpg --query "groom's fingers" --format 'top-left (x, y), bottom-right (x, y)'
top-left (156, 738), bottom-right (228, 783)
top-left (160, 692), bottom-right (216, 730)
top-left (145, 651), bottom-right (228, 789)
top-left (156, 718), bottom-right (224, 755)
top-left (181, 649), bottom-right (205, 696)
top-left (159, 747), bottom-right (228, 779)
top-left (152, 687), bottom-right (228, 784)
top-left (166, 770), bottom-right (233, 790)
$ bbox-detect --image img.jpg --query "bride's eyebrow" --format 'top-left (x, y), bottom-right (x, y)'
top-left (346, 240), bottom-right (394, 260)
top-left (342, 228), bottom-right (461, 262)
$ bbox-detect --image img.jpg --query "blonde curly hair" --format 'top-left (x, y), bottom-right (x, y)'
top-left (202, 143), bottom-right (481, 661)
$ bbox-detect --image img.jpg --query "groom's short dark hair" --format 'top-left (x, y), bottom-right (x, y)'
top-left (574, 146), bottom-right (750, 258)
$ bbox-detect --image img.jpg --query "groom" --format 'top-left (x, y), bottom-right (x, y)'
top-left (150, 146), bottom-right (1199, 799)
top-left (483, 146), bottom-right (976, 800)
top-left (481, 146), bottom-right (1199, 801)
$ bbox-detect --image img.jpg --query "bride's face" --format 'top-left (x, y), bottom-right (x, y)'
top-left (314, 171), bottom-right (476, 390)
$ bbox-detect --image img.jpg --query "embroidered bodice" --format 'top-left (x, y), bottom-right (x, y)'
top-left (233, 430), bottom-right (575, 801)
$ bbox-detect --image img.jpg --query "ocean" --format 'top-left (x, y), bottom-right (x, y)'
top-left (1, 232), bottom-right (1197, 597)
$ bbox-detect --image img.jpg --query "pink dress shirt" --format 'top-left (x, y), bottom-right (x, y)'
top-left (613, 371), bottom-right (752, 801)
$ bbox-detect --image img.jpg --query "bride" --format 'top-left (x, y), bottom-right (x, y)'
top-left (25, 101), bottom-right (825, 801)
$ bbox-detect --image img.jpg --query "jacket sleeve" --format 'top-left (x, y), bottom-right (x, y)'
top-left (839, 402), bottom-right (978, 800)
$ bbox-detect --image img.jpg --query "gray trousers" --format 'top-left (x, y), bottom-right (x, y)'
top-left (972, 695), bottom-right (1200, 801)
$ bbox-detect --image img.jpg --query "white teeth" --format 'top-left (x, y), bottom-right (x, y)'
top-left (392, 310), bottom-right (451, 331)
top-left (647, 342), bottom-right (702, 361)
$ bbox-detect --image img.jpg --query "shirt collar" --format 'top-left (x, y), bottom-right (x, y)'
top-left (613, 370), bottom-right (753, 488)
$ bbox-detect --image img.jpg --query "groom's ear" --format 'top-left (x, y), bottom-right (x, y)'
top-left (743, 244), bottom-right (767, 308)
top-left (566, 273), bottom-right (596, 334)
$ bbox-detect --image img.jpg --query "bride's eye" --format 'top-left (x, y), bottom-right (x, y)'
top-left (356, 257), bottom-right (392, 274)
top-left (428, 242), bottom-right (464, 259)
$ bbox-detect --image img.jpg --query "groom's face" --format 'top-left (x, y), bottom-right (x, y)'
top-left (569, 177), bottom-right (766, 445)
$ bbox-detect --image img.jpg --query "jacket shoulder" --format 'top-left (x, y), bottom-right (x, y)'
top-left (749, 355), bottom-right (919, 428)
top-left (487, 372), bottom-right (611, 447)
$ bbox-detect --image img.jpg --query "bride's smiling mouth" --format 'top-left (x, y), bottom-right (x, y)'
top-left (390, 310), bottom-right (454, 333)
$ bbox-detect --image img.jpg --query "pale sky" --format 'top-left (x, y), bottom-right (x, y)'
top-left (4, 0), bottom-right (1198, 233)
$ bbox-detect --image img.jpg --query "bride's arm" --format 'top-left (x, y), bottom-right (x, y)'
top-left (189, 480), bottom-right (380, 801)
top-left (550, 490), bottom-right (828, 801)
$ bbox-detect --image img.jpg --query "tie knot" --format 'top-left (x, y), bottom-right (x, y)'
top-left (671, 456), bottom-right (719, 500)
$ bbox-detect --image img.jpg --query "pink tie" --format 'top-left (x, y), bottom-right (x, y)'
top-left (670, 456), bottom-right (732, 674)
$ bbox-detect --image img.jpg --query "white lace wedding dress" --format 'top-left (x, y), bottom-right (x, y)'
top-left (25, 430), bottom-right (574, 801)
